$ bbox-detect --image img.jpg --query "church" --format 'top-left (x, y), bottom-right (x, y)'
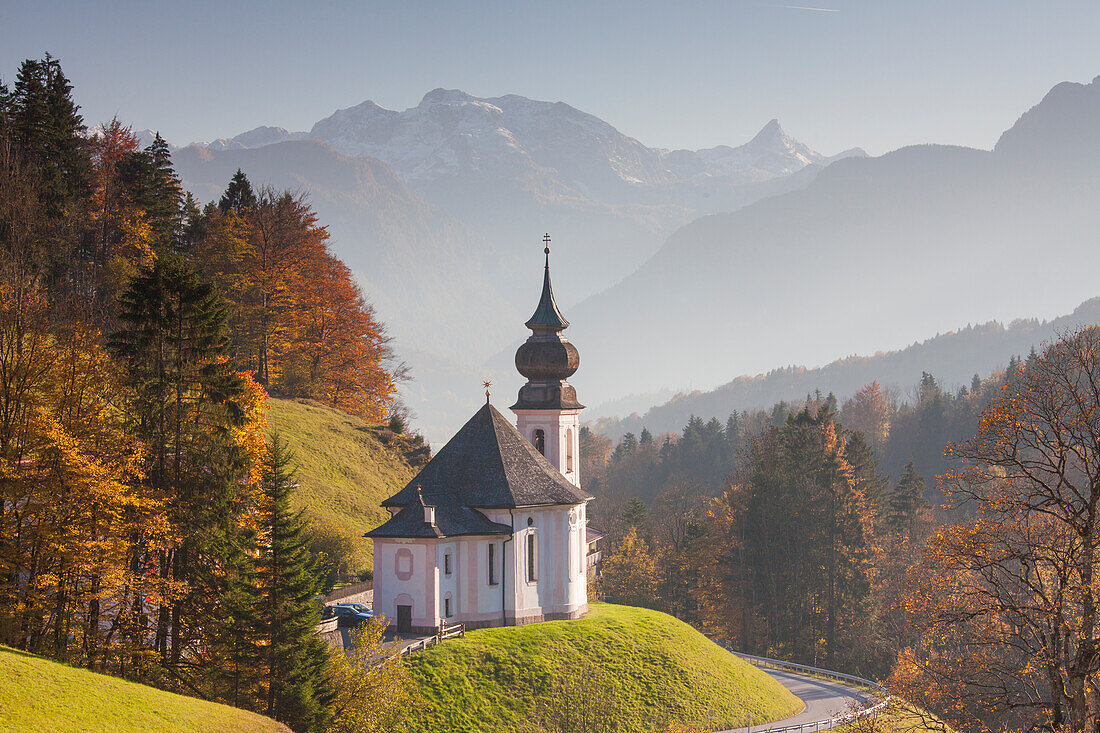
top-left (367, 239), bottom-right (592, 632)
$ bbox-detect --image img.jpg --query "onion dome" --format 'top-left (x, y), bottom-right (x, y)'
top-left (512, 237), bottom-right (583, 411)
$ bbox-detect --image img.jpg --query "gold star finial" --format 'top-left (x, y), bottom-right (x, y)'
top-left (483, 380), bottom-right (492, 403)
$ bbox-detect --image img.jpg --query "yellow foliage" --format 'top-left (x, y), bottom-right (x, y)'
top-left (598, 527), bottom-right (660, 609)
top-left (325, 619), bottom-right (420, 733)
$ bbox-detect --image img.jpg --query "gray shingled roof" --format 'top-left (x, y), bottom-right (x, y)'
top-left (382, 403), bottom-right (591, 509)
top-left (366, 500), bottom-right (512, 539)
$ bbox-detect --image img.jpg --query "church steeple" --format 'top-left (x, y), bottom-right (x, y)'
top-left (512, 235), bottom-right (582, 410)
top-left (512, 235), bottom-right (583, 487)
top-left (526, 234), bottom-right (569, 331)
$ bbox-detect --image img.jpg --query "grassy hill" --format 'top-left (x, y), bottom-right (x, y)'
top-left (402, 603), bottom-right (802, 732)
top-left (0, 646), bottom-right (285, 733)
top-left (267, 398), bottom-right (420, 571)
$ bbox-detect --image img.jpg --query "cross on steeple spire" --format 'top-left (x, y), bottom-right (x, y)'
top-left (526, 234), bottom-right (568, 330)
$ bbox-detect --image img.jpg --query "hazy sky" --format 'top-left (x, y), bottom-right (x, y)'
top-left (3, 0), bottom-right (1099, 156)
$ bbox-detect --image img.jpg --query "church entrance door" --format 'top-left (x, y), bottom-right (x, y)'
top-left (397, 605), bottom-right (412, 633)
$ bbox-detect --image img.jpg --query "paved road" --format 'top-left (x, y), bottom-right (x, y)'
top-left (718, 668), bottom-right (875, 733)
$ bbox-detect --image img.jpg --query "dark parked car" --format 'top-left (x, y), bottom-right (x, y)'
top-left (327, 604), bottom-right (373, 627)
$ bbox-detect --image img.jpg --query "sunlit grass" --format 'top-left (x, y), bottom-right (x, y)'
top-left (0, 646), bottom-right (284, 733)
top-left (403, 602), bottom-right (803, 732)
top-left (268, 398), bottom-right (416, 571)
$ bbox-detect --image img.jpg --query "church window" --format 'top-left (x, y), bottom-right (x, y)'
top-left (566, 429), bottom-right (574, 472)
top-left (488, 543), bottom-right (497, 586)
top-left (526, 532), bottom-right (538, 583)
top-left (444, 595), bottom-right (453, 618)
top-left (534, 429), bottom-right (545, 455)
top-left (395, 548), bottom-right (413, 581)
top-left (444, 553), bottom-right (452, 576)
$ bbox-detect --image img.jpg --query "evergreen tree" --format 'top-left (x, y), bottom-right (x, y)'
top-left (611, 432), bottom-right (637, 461)
top-left (255, 434), bottom-right (333, 732)
top-left (845, 431), bottom-right (888, 514)
top-left (119, 132), bottom-right (182, 249)
top-left (219, 169), bottom-right (257, 213)
top-left (207, 529), bottom-right (263, 709)
top-left (639, 427), bottom-right (653, 446)
top-left (725, 412), bottom-right (742, 450)
top-left (887, 461), bottom-right (929, 536)
top-left (9, 55), bottom-right (89, 213)
top-left (620, 497), bottom-right (649, 537)
top-left (110, 256), bottom-right (257, 667)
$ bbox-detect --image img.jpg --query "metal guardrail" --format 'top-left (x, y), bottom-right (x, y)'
top-left (711, 642), bottom-right (890, 733)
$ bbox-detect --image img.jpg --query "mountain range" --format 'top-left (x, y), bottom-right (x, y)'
top-left (174, 91), bottom-right (858, 316)
top-left (162, 76), bottom-right (1100, 443)
top-left (558, 75), bottom-right (1100, 412)
top-left (162, 90), bottom-right (857, 439)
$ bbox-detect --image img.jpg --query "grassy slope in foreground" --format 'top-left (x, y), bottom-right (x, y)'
top-left (0, 646), bottom-right (285, 733)
top-left (267, 398), bottom-right (417, 571)
top-left (404, 603), bottom-right (804, 732)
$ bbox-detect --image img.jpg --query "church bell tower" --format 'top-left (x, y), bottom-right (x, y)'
top-left (512, 235), bottom-right (583, 488)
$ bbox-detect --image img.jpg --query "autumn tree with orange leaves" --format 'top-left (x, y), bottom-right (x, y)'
top-left (891, 327), bottom-right (1100, 733)
top-left (196, 180), bottom-right (395, 420)
top-left (0, 55), bottom-right (416, 728)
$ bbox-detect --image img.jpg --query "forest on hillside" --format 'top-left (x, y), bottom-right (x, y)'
top-left (0, 55), bottom-right (420, 732)
top-left (591, 340), bottom-right (1100, 733)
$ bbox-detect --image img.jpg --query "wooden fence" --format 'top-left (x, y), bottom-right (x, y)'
top-left (400, 622), bottom-right (465, 656)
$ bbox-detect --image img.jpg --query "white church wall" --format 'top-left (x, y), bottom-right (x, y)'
top-left (506, 504), bottom-right (588, 625)
top-left (372, 539), bottom-right (440, 632)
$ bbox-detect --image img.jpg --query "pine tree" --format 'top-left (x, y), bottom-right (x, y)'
top-left (111, 256), bottom-right (256, 667)
top-left (845, 431), bottom-right (888, 514)
top-left (620, 497), bottom-right (649, 536)
top-left (119, 132), bottom-right (182, 250)
top-left (255, 434), bottom-right (333, 732)
top-left (219, 169), bottom-right (256, 213)
top-left (612, 432), bottom-right (638, 461)
top-left (9, 55), bottom-right (89, 214)
top-left (887, 460), bottom-right (929, 536)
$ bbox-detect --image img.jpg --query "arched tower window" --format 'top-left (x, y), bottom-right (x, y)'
top-left (533, 429), bottom-right (545, 455)
top-left (566, 428), bottom-right (574, 472)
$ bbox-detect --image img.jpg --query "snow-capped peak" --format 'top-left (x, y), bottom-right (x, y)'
top-left (188, 92), bottom-right (843, 201)
top-left (682, 119), bottom-right (826, 179)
